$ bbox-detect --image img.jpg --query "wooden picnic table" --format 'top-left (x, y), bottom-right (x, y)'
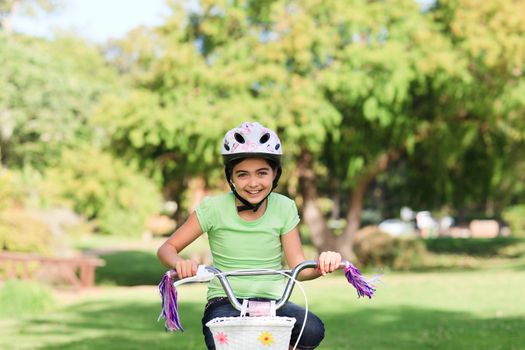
top-left (0, 251), bottom-right (105, 289)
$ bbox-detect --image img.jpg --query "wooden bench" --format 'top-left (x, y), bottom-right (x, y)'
top-left (0, 252), bottom-right (105, 289)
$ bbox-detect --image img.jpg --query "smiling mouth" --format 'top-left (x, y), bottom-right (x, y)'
top-left (246, 190), bottom-right (262, 195)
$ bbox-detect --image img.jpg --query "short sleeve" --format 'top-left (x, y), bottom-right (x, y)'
top-left (280, 199), bottom-right (300, 235)
top-left (195, 196), bottom-right (214, 233)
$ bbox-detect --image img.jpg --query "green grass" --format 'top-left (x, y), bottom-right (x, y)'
top-left (1, 262), bottom-right (524, 350)
top-left (95, 250), bottom-right (167, 286)
top-left (0, 280), bottom-right (56, 317)
top-left (2, 235), bottom-right (523, 349)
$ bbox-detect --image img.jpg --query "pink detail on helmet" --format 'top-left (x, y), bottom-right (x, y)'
top-left (241, 123), bottom-right (251, 133)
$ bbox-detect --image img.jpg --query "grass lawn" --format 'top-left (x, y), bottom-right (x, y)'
top-left (2, 236), bottom-right (524, 349)
top-left (1, 259), bottom-right (524, 350)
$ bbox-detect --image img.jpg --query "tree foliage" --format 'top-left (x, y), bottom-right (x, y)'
top-left (425, 0), bottom-right (525, 212)
top-left (90, 0), bottom-right (525, 253)
top-left (0, 32), bottom-right (163, 241)
top-left (0, 34), bottom-right (119, 169)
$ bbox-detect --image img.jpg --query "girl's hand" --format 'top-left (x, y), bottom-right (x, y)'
top-left (317, 251), bottom-right (342, 276)
top-left (174, 259), bottom-right (198, 279)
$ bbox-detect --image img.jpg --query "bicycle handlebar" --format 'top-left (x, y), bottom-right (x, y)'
top-left (171, 260), bottom-right (349, 311)
top-left (159, 259), bottom-right (376, 332)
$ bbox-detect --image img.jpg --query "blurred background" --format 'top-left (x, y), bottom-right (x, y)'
top-left (1, 1), bottom-right (525, 349)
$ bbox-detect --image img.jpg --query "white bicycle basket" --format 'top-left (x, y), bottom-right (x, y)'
top-left (206, 299), bottom-right (296, 350)
top-left (206, 315), bottom-right (296, 350)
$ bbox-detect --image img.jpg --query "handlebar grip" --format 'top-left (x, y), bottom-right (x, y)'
top-left (171, 265), bottom-right (215, 287)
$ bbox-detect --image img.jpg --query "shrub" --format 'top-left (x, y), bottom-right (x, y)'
top-left (424, 237), bottom-right (523, 256)
top-left (391, 238), bottom-right (428, 270)
top-left (354, 228), bottom-right (395, 268)
top-left (0, 279), bottom-right (55, 317)
top-left (496, 242), bottom-right (525, 258)
top-left (354, 226), bottom-right (428, 270)
top-left (0, 168), bottom-right (24, 210)
top-left (0, 209), bottom-right (53, 254)
top-left (0, 169), bottom-right (55, 254)
top-left (147, 214), bottom-right (176, 236)
top-left (502, 205), bottom-right (525, 237)
top-left (42, 147), bottom-right (161, 236)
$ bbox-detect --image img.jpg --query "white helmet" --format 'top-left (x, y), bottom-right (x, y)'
top-left (222, 122), bottom-right (282, 165)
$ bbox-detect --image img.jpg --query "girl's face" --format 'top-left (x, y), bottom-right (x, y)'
top-left (231, 158), bottom-right (276, 204)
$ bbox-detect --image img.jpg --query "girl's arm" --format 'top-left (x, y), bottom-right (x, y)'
top-left (281, 227), bottom-right (342, 281)
top-left (157, 211), bottom-right (203, 278)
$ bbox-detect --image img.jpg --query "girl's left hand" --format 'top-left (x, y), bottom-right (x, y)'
top-left (317, 251), bottom-right (342, 276)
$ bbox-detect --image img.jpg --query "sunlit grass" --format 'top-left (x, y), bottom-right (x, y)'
top-left (0, 280), bottom-right (56, 317)
top-left (1, 262), bottom-right (524, 349)
top-left (3, 236), bottom-right (523, 349)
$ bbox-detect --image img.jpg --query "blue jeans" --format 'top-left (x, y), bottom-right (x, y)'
top-left (202, 297), bottom-right (325, 350)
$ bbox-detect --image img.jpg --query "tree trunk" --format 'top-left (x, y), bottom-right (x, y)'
top-left (330, 178), bottom-right (341, 220)
top-left (297, 149), bottom-right (336, 252)
top-left (338, 151), bottom-right (401, 258)
top-left (338, 176), bottom-right (371, 259)
top-left (298, 148), bottom-right (400, 259)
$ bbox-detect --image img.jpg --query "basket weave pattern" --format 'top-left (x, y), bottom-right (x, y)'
top-left (206, 316), bottom-right (296, 349)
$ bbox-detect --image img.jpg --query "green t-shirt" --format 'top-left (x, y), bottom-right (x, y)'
top-left (195, 192), bottom-right (300, 300)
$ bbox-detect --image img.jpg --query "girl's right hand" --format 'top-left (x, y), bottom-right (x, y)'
top-left (174, 259), bottom-right (198, 279)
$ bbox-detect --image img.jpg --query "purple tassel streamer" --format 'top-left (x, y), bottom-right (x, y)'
top-left (344, 262), bottom-right (376, 299)
top-left (158, 270), bottom-right (184, 332)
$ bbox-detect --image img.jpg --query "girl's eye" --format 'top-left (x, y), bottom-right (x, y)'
top-left (258, 171), bottom-right (268, 176)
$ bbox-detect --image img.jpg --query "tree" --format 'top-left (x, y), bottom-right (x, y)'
top-left (96, 0), bottom-right (525, 257)
top-left (0, 32), bottom-right (163, 237)
top-left (426, 0), bottom-right (525, 214)
top-left (282, 0), bottom-right (465, 257)
top-left (360, 0), bottom-right (525, 221)
top-left (0, 34), bottom-right (119, 169)
top-left (97, 0), bottom-right (443, 257)
top-left (95, 0), bottom-right (341, 218)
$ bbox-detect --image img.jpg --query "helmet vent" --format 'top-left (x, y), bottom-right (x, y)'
top-left (275, 144), bottom-right (281, 150)
top-left (224, 142), bottom-right (230, 151)
top-left (234, 133), bottom-right (246, 143)
top-left (259, 133), bottom-right (270, 144)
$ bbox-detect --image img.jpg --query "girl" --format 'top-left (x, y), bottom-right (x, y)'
top-left (157, 122), bottom-right (342, 349)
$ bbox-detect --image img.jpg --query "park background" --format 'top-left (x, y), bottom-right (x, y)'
top-left (1, 0), bottom-right (524, 349)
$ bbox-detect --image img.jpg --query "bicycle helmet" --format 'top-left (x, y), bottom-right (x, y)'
top-left (222, 122), bottom-right (283, 212)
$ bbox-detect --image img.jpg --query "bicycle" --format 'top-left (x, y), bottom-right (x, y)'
top-left (158, 260), bottom-right (377, 349)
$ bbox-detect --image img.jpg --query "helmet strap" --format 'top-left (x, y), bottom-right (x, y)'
top-left (232, 189), bottom-right (268, 212)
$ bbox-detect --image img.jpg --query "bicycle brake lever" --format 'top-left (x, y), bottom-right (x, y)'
top-left (173, 265), bottom-right (216, 287)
